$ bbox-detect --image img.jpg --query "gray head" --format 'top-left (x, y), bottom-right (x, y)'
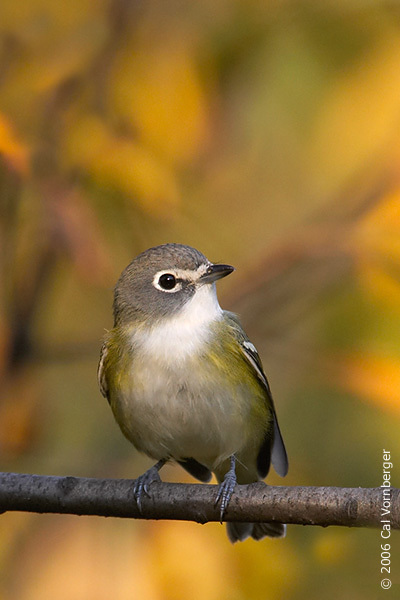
top-left (113, 243), bottom-right (234, 325)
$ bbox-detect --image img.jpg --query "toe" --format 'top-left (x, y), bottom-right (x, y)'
top-left (215, 474), bottom-right (237, 522)
top-left (132, 466), bottom-right (161, 511)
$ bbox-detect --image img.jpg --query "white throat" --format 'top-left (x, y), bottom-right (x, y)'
top-left (133, 284), bottom-right (223, 362)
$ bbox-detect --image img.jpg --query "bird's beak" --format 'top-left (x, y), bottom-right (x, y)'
top-left (200, 263), bottom-right (235, 284)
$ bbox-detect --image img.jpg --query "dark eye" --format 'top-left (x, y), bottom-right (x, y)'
top-left (158, 273), bottom-right (176, 290)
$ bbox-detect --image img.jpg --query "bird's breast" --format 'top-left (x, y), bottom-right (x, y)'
top-left (110, 349), bottom-right (267, 469)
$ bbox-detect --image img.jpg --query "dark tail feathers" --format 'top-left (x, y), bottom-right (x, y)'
top-left (227, 521), bottom-right (286, 543)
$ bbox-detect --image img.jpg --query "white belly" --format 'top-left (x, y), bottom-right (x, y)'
top-left (111, 358), bottom-right (250, 470)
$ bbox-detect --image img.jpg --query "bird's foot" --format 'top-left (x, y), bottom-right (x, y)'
top-left (133, 459), bottom-right (166, 512)
top-left (215, 455), bottom-right (237, 522)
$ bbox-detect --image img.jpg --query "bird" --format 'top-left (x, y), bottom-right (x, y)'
top-left (98, 243), bottom-right (288, 542)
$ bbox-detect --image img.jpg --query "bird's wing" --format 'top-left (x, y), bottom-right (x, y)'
top-left (224, 311), bottom-right (289, 478)
top-left (97, 340), bottom-right (110, 403)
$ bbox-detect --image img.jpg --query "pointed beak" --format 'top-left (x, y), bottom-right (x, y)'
top-left (200, 263), bottom-right (235, 284)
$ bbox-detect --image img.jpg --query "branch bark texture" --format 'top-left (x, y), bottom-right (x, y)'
top-left (0, 472), bottom-right (398, 529)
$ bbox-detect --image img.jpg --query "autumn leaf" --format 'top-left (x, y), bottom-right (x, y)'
top-left (338, 353), bottom-right (400, 414)
top-left (64, 115), bottom-right (180, 217)
top-left (353, 191), bottom-right (400, 309)
top-left (111, 39), bottom-right (210, 165)
top-left (0, 113), bottom-right (29, 173)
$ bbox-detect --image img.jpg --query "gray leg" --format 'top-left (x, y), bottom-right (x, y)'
top-left (133, 458), bottom-right (166, 512)
top-left (215, 455), bottom-right (237, 522)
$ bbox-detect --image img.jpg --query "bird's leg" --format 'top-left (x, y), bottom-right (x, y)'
top-left (132, 458), bottom-right (166, 512)
top-left (215, 455), bottom-right (237, 522)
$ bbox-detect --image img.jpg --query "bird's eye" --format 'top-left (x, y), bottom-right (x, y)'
top-left (158, 273), bottom-right (176, 290)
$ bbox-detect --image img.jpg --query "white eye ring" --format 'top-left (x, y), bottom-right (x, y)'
top-left (153, 270), bottom-right (182, 293)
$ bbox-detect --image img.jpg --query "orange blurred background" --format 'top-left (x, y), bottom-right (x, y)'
top-left (1, 1), bottom-right (399, 598)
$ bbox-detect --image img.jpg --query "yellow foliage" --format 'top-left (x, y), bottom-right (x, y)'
top-left (354, 191), bottom-right (400, 309)
top-left (356, 191), bottom-right (400, 255)
top-left (232, 533), bottom-right (299, 600)
top-left (23, 29), bottom-right (107, 93)
top-left (357, 263), bottom-right (400, 310)
top-left (0, 113), bottom-right (29, 173)
top-left (111, 40), bottom-right (209, 165)
top-left (9, 517), bottom-right (155, 600)
top-left (339, 353), bottom-right (400, 414)
top-left (64, 116), bottom-right (180, 217)
top-left (0, 368), bottom-right (40, 455)
top-left (0, 0), bottom-right (108, 126)
top-left (308, 36), bottom-right (400, 192)
top-left (313, 530), bottom-right (353, 566)
top-left (7, 515), bottom-right (298, 600)
top-left (0, 513), bottom-right (32, 573)
top-left (0, 0), bottom-right (106, 43)
top-left (150, 522), bottom-right (236, 600)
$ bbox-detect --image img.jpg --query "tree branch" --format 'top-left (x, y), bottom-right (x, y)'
top-left (0, 472), bottom-right (398, 529)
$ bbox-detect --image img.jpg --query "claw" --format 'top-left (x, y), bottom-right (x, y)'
top-left (215, 455), bottom-right (237, 522)
top-left (132, 459), bottom-right (166, 512)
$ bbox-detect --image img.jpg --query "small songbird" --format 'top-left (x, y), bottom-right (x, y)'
top-left (98, 243), bottom-right (288, 542)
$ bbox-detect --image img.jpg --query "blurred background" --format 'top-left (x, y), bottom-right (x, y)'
top-left (1, 0), bottom-right (400, 598)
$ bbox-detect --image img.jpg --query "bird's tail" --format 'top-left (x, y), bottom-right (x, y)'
top-left (227, 521), bottom-right (286, 543)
